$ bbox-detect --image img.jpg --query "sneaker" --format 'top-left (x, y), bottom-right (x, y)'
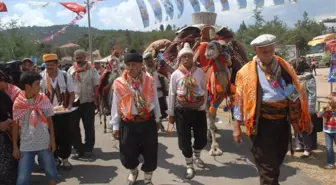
top-left (62, 160), bottom-right (73, 170)
top-left (299, 151), bottom-right (311, 159)
top-left (323, 164), bottom-right (335, 169)
top-left (294, 147), bottom-right (304, 152)
top-left (127, 170), bottom-right (138, 185)
top-left (55, 158), bottom-right (62, 168)
top-left (72, 152), bottom-right (85, 160)
top-left (185, 167), bottom-right (195, 180)
top-left (194, 158), bottom-right (205, 168)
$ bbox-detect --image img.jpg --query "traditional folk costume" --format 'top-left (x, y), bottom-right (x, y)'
top-left (167, 43), bottom-right (208, 179)
top-left (234, 34), bottom-right (312, 185)
top-left (68, 59), bottom-right (100, 156)
top-left (40, 54), bottom-right (76, 169)
top-left (110, 50), bottom-right (161, 185)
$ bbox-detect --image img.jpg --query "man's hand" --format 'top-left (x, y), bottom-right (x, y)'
top-left (0, 119), bottom-right (11, 131)
top-left (13, 146), bottom-right (20, 160)
top-left (112, 130), bottom-right (120, 140)
top-left (307, 121), bottom-right (314, 135)
top-left (67, 104), bottom-right (73, 110)
top-left (50, 139), bottom-right (56, 153)
top-left (233, 121), bottom-right (243, 144)
top-left (168, 115), bottom-right (175, 124)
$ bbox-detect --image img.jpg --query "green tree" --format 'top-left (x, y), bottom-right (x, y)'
top-left (159, 24), bottom-right (164, 31)
top-left (166, 24), bottom-right (172, 31)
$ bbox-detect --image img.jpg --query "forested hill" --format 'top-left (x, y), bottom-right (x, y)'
top-left (5, 25), bottom-right (103, 45)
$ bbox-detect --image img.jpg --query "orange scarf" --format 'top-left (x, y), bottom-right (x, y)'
top-left (73, 62), bottom-right (90, 82)
top-left (235, 56), bottom-right (311, 136)
top-left (13, 92), bottom-right (52, 129)
top-left (114, 71), bottom-right (155, 120)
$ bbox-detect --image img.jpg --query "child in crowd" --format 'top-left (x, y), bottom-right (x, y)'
top-left (12, 72), bottom-right (58, 185)
top-left (317, 96), bottom-right (336, 169)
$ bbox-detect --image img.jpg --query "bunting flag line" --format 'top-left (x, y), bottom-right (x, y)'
top-left (189, 0), bottom-right (200, 13)
top-left (199, 0), bottom-right (215, 12)
top-left (173, 0), bottom-right (184, 18)
top-left (136, 0), bottom-right (150, 28)
top-left (236, 0), bottom-right (247, 9)
top-left (220, 0), bottom-right (230, 11)
top-left (160, 0), bottom-right (174, 20)
top-left (254, 0), bottom-right (264, 8)
top-left (26, 1), bottom-right (57, 7)
top-left (60, 2), bottom-right (86, 16)
top-left (0, 2), bottom-right (7, 12)
top-left (273, 0), bottom-right (285, 5)
top-left (148, 0), bottom-right (163, 23)
top-left (42, 0), bottom-right (100, 43)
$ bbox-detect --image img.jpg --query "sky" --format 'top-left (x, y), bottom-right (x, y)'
top-left (0, 0), bottom-right (335, 31)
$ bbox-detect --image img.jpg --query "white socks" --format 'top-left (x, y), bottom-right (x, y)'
top-left (185, 157), bottom-right (194, 169)
top-left (144, 172), bottom-right (153, 184)
top-left (128, 168), bottom-right (138, 182)
top-left (194, 149), bottom-right (201, 159)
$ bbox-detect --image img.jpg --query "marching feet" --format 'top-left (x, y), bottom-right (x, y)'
top-left (127, 168), bottom-right (139, 185)
top-left (144, 171), bottom-right (154, 185)
top-left (193, 149), bottom-right (205, 168)
top-left (185, 157), bottom-right (196, 180)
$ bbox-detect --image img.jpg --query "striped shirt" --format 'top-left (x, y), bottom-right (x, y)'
top-left (317, 111), bottom-right (336, 134)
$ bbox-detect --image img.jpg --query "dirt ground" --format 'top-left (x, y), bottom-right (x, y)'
top-left (286, 68), bottom-right (336, 185)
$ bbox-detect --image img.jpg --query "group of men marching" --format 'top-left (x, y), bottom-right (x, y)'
top-left (3, 29), bottom-right (315, 185)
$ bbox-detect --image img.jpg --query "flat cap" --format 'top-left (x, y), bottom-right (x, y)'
top-left (250, 34), bottom-right (276, 47)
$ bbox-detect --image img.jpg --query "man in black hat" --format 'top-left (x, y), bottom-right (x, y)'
top-left (110, 49), bottom-right (161, 185)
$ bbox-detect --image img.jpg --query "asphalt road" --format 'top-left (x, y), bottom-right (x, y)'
top-left (30, 68), bottom-right (332, 185)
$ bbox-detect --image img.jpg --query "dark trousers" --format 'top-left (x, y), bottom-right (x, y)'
top-left (73, 102), bottom-right (96, 153)
top-left (175, 108), bottom-right (207, 158)
top-left (295, 132), bottom-right (313, 152)
top-left (119, 118), bottom-right (158, 172)
top-left (158, 97), bottom-right (168, 119)
top-left (53, 111), bottom-right (75, 159)
top-left (251, 117), bottom-right (290, 185)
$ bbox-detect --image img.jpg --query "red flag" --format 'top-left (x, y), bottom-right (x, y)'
top-left (60, 2), bottom-right (86, 15)
top-left (0, 2), bottom-right (8, 12)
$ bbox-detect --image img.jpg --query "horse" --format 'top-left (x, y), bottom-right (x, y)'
top-left (97, 58), bottom-right (120, 133)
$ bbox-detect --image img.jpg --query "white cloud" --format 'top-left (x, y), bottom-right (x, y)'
top-left (2, 3), bottom-right (53, 27)
top-left (56, 10), bottom-right (72, 18)
top-left (97, 0), bottom-right (144, 30)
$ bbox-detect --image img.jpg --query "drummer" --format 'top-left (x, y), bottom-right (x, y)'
top-left (40, 54), bottom-right (76, 170)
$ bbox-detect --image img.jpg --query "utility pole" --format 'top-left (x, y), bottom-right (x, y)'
top-left (85, 0), bottom-right (93, 63)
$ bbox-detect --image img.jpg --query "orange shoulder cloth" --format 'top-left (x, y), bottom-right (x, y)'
top-left (234, 56), bottom-right (311, 136)
top-left (113, 72), bottom-right (155, 120)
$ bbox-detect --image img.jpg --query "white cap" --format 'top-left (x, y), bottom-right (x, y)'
top-left (177, 43), bottom-right (193, 59)
top-left (250, 34), bottom-right (276, 47)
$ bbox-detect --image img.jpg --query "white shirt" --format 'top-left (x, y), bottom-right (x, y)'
top-left (109, 79), bottom-right (162, 131)
top-left (67, 66), bottom-right (100, 104)
top-left (166, 67), bottom-right (207, 116)
top-left (40, 70), bottom-right (75, 106)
